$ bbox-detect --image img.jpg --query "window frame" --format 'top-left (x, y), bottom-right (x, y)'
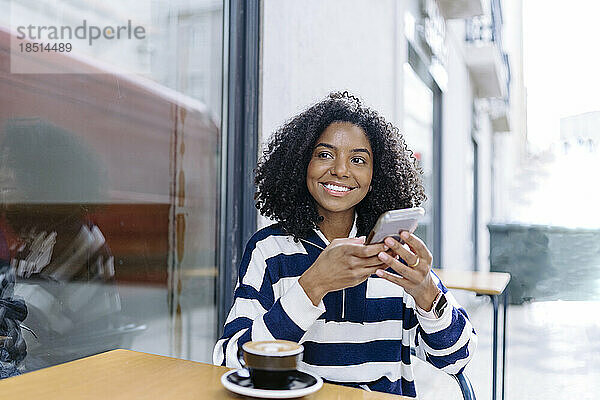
top-left (216, 0), bottom-right (260, 337)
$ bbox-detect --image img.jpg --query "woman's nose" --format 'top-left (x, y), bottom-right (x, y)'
top-left (330, 159), bottom-right (350, 178)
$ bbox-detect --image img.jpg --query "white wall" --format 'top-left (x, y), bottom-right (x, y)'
top-left (440, 22), bottom-right (477, 270)
top-left (261, 0), bottom-right (404, 143)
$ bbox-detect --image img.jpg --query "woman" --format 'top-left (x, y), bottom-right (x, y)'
top-left (213, 92), bottom-right (476, 397)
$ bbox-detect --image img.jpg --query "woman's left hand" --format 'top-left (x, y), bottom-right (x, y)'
top-left (375, 231), bottom-right (440, 311)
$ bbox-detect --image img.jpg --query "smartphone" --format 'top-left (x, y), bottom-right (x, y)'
top-left (365, 207), bottom-right (425, 244)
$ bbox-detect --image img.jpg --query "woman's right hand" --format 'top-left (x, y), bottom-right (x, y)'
top-left (298, 237), bottom-right (388, 306)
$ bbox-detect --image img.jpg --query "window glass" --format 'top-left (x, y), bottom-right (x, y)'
top-left (0, 0), bottom-right (223, 376)
top-left (402, 62), bottom-right (435, 254)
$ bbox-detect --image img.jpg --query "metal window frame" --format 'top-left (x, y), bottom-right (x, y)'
top-left (407, 44), bottom-right (443, 267)
top-left (217, 0), bottom-right (260, 337)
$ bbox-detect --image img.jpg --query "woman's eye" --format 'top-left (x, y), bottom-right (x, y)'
top-left (317, 152), bottom-right (333, 159)
top-left (351, 157), bottom-right (366, 164)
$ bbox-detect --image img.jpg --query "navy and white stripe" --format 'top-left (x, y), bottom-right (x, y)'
top-left (213, 224), bottom-right (477, 398)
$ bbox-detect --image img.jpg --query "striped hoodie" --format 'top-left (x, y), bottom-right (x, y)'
top-left (213, 223), bottom-right (477, 397)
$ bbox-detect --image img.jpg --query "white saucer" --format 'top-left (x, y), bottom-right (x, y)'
top-left (221, 369), bottom-right (323, 399)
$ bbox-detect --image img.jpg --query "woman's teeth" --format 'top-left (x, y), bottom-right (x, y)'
top-left (322, 183), bottom-right (351, 192)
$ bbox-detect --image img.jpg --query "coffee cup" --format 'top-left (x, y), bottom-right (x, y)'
top-left (237, 340), bottom-right (303, 390)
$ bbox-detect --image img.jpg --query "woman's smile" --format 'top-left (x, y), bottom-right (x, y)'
top-left (320, 181), bottom-right (356, 196)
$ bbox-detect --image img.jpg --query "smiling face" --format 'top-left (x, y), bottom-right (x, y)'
top-left (306, 122), bottom-right (373, 221)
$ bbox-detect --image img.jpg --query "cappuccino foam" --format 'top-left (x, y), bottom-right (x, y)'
top-left (243, 340), bottom-right (302, 356)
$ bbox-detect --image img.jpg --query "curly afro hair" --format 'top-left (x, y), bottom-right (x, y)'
top-left (254, 91), bottom-right (426, 240)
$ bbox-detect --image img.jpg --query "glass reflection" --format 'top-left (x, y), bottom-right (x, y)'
top-left (0, 119), bottom-right (140, 371)
top-left (0, 0), bottom-right (223, 376)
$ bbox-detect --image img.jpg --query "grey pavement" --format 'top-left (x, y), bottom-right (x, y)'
top-left (414, 293), bottom-right (600, 400)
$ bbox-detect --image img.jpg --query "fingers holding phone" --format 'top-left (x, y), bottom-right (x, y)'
top-left (375, 231), bottom-right (439, 310)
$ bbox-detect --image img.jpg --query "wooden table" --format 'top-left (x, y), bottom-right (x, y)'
top-left (432, 269), bottom-right (511, 400)
top-left (0, 349), bottom-right (409, 399)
